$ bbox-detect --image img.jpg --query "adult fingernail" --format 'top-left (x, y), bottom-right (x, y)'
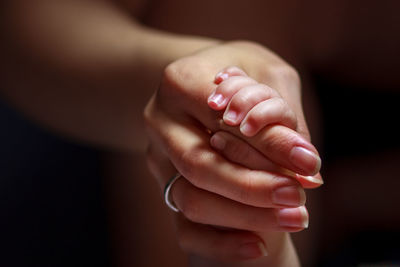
top-left (210, 134), bottom-right (226, 150)
top-left (272, 185), bottom-right (306, 207)
top-left (208, 93), bottom-right (227, 108)
top-left (276, 206), bottom-right (309, 229)
top-left (223, 110), bottom-right (239, 124)
top-left (300, 175), bottom-right (324, 185)
top-left (290, 146), bottom-right (322, 175)
top-left (238, 242), bottom-right (267, 259)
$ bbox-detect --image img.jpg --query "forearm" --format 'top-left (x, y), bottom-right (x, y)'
top-left (0, 0), bottom-right (218, 151)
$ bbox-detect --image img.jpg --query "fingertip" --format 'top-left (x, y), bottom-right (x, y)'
top-left (240, 121), bottom-right (257, 137)
top-left (210, 133), bottom-right (226, 151)
top-left (237, 242), bottom-right (266, 260)
top-left (208, 92), bottom-right (228, 110)
top-left (279, 169), bottom-right (324, 189)
top-left (236, 233), bottom-right (267, 260)
top-left (214, 66), bottom-right (248, 84)
top-left (223, 109), bottom-right (241, 125)
top-left (215, 72), bottom-right (230, 84)
top-left (276, 206), bottom-right (309, 230)
top-left (296, 173), bottom-right (324, 189)
top-left (289, 146), bottom-right (322, 176)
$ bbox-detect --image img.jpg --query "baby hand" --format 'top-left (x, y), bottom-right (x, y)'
top-left (208, 66), bottom-right (322, 186)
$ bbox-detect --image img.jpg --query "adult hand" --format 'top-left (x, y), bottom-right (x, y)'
top-left (144, 41), bottom-right (321, 262)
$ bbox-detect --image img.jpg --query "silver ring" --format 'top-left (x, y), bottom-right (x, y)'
top-left (164, 173), bottom-right (181, 212)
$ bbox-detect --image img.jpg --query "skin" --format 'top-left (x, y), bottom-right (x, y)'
top-left (144, 42), bottom-right (321, 266)
top-left (1, 1), bottom-right (318, 266)
top-left (2, 0), bottom-right (398, 266)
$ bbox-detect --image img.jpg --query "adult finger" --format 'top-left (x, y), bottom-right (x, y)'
top-left (210, 131), bottom-right (323, 188)
top-left (218, 123), bottom-right (322, 176)
top-left (145, 102), bottom-right (304, 208)
top-left (172, 177), bottom-right (308, 231)
top-left (146, 144), bottom-right (270, 262)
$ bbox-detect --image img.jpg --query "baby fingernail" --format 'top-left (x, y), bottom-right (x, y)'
top-left (240, 122), bottom-right (255, 136)
top-left (210, 134), bottom-right (226, 150)
top-left (272, 186), bottom-right (306, 207)
top-left (238, 242), bottom-right (267, 259)
top-left (223, 110), bottom-right (239, 124)
top-left (215, 72), bottom-right (229, 84)
top-left (290, 146), bottom-right (322, 175)
top-left (276, 206), bottom-right (309, 229)
top-left (208, 93), bottom-right (226, 108)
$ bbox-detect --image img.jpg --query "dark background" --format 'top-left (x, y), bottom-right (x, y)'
top-left (0, 99), bottom-right (110, 267)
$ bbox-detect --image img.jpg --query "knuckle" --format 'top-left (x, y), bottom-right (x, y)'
top-left (179, 149), bottom-right (209, 188)
top-left (285, 108), bottom-right (298, 129)
top-left (236, 173), bottom-right (255, 204)
top-left (273, 98), bottom-right (288, 115)
top-left (230, 92), bottom-right (251, 108)
top-left (178, 150), bottom-right (197, 183)
top-left (161, 57), bottom-right (202, 96)
top-left (247, 107), bottom-right (264, 124)
top-left (274, 97), bottom-right (287, 108)
top-left (261, 84), bottom-right (280, 98)
top-left (163, 58), bottom-right (196, 85)
top-left (161, 61), bottom-right (180, 91)
top-left (269, 64), bottom-right (301, 86)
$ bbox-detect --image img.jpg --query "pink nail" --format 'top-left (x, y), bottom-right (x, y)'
top-left (223, 110), bottom-right (239, 124)
top-left (210, 134), bottom-right (226, 150)
top-left (215, 72), bottom-right (230, 84)
top-left (289, 146), bottom-right (321, 175)
top-left (276, 206), bottom-right (309, 229)
top-left (237, 242), bottom-right (266, 259)
top-left (272, 186), bottom-right (306, 207)
top-left (208, 93), bottom-right (226, 108)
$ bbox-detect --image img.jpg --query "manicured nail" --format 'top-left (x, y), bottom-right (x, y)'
top-left (223, 110), bottom-right (239, 124)
top-left (238, 242), bottom-right (267, 259)
top-left (300, 175), bottom-right (324, 185)
top-left (276, 206), bottom-right (309, 229)
top-left (289, 146), bottom-right (321, 175)
top-left (272, 186), bottom-right (306, 207)
top-left (208, 93), bottom-right (227, 108)
top-left (210, 134), bottom-right (226, 150)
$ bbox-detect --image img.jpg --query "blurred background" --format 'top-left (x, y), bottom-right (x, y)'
top-left (0, 99), bottom-right (110, 267)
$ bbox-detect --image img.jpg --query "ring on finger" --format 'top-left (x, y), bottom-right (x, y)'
top-left (164, 173), bottom-right (182, 213)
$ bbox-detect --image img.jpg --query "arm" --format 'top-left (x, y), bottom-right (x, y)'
top-left (0, 0), bottom-right (217, 152)
top-left (1, 1), bottom-right (316, 266)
